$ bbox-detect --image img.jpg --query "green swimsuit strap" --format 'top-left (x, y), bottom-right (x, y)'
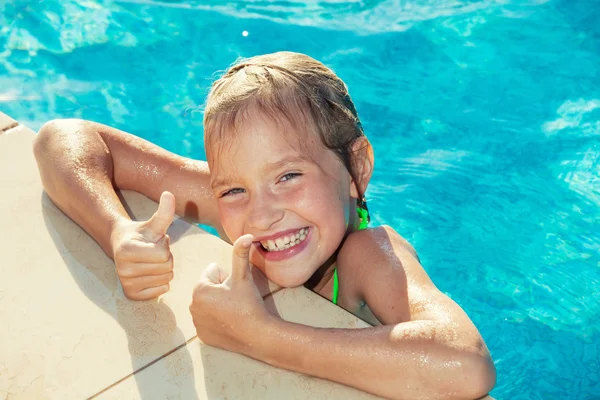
top-left (332, 268), bottom-right (340, 305)
top-left (332, 206), bottom-right (370, 305)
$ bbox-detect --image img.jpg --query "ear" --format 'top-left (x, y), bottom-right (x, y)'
top-left (349, 137), bottom-right (374, 199)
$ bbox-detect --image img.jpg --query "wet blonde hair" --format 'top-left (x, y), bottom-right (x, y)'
top-left (203, 51), bottom-right (366, 195)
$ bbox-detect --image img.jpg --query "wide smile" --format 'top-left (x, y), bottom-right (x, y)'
top-left (259, 227), bottom-right (308, 252)
top-left (255, 227), bottom-right (312, 262)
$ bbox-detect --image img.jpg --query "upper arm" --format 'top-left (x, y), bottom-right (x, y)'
top-left (340, 227), bottom-right (495, 392)
top-left (86, 120), bottom-right (221, 229)
top-left (338, 226), bottom-right (413, 324)
top-left (339, 226), bottom-right (478, 328)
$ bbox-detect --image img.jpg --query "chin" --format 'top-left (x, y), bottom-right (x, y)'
top-left (250, 248), bottom-right (323, 289)
top-left (272, 279), bottom-right (305, 289)
top-left (262, 266), bottom-right (316, 289)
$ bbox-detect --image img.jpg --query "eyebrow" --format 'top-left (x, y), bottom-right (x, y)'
top-left (265, 155), bottom-right (309, 174)
top-left (210, 175), bottom-right (234, 191)
top-left (210, 155), bottom-right (310, 190)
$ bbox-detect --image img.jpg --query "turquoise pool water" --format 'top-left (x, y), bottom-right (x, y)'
top-left (1, 1), bottom-right (598, 398)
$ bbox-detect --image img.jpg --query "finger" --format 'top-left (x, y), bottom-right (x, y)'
top-left (199, 262), bottom-right (224, 286)
top-left (123, 271), bottom-right (174, 292)
top-left (143, 191), bottom-right (175, 242)
top-left (118, 237), bottom-right (171, 264)
top-left (130, 284), bottom-right (170, 301)
top-left (119, 255), bottom-right (174, 278)
top-left (229, 234), bottom-right (253, 282)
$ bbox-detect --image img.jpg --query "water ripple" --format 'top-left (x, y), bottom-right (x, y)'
top-left (2, 2), bottom-right (600, 398)
top-left (115, 0), bottom-right (550, 34)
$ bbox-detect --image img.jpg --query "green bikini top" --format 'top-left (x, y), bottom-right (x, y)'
top-left (332, 268), bottom-right (341, 305)
top-left (332, 206), bottom-right (369, 305)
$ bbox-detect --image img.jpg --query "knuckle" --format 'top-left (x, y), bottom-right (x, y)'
top-left (115, 241), bottom-right (137, 259)
top-left (160, 284), bottom-right (170, 296)
top-left (189, 301), bottom-right (198, 316)
top-left (113, 243), bottom-right (126, 258)
top-left (123, 289), bottom-right (139, 301)
top-left (117, 240), bottom-right (133, 253)
top-left (160, 248), bottom-right (170, 263)
top-left (152, 245), bottom-right (169, 263)
top-left (168, 253), bottom-right (174, 268)
top-left (120, 278), bottom-right (134, 289)
top-left (192, 284), bottom-right (217, 305)
top-left (117, 265), bottom-right (134, 278)
top-left (192, 285), bottom-right (205, 302)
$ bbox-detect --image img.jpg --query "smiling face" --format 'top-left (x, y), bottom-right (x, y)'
top-left (209, 113), bottom-right (357, 287)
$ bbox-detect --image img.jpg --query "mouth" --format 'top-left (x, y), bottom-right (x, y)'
top-left (259, 227), bottom-right (309, 252)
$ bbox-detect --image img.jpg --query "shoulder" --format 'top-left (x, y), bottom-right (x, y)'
top-left (339, 226), bottom-right (483, 328)
top-left (337, 226), bottom-right (421, 324)
top-left (338, 225), bottom-right (419, 266)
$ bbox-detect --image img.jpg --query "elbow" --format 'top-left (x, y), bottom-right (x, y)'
top-left (33, 120), bottom-right (62, 166)
top-left (451, 351), bottom-right (496, 400)
top-left (33, 119), bottom-right (91, 194)
top-left (34, 119), bottom-right (67, 156)
top-left (36, 118), bottom-right (86, 140)
top-left (33, 119), bottom-right (86, 159)
top-left (33, 120), bottom-right (53, 160)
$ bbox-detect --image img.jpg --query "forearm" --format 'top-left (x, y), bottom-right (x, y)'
top-left (249, 318), bottom-right (495, 400)
top-left (33, 120), bottom-right (129, 256)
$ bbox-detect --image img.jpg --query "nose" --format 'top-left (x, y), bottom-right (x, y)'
top-left (246, 190), bottom-right (284, 231)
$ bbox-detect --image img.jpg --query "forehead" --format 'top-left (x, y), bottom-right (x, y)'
top-left (208, 111), bottom-right (326, 173)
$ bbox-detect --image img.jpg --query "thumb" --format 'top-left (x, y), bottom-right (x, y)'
top-left (228, 234), bottom-right (254, 283)
top-left (144, 191), bottom-right (175, 242)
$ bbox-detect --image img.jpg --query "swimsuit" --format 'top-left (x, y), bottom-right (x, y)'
top-left (332, 268), bottom-right (340, 305)
top-left (332, 207), bottom-right (369, 305)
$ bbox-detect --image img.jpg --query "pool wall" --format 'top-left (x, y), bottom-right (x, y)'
top-left (0, 111), bottom-right (393, 399)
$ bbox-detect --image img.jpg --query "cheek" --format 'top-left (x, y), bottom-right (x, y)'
top-left (298, 177), bottom-right (351, 226)
top-left (217, 204), bottom-right (244, 241)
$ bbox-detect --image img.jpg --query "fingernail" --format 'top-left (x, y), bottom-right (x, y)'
top-left (241, 235), bottom-right (253, 247)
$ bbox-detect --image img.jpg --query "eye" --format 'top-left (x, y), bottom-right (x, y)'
top-left (220, 187), bottom-right (245, 197)
top-left (279, 172), bottom-right (301, 182)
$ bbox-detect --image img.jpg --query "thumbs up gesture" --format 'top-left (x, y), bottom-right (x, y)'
top-left (111, 191), bottom-right (175, 300)
top-left (190, 235), bottom-right (271, 354)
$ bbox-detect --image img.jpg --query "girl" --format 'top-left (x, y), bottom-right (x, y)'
top-left (188, 52), bottom-right (496, 399)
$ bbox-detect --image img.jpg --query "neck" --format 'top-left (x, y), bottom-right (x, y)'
top-left (304, 250), bottom-right (337, 293)
top-left (305, 209), bottom-right (364, 294)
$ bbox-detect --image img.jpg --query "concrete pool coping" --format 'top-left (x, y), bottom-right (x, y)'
top-left (0, 112), bottom-right (494, 399)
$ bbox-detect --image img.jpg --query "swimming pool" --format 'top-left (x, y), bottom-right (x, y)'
top-left (1, 0), bottom-right (598, 398)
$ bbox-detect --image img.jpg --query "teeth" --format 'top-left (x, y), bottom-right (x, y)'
top-left (275, 237), bottom-right (286, 248)
top-left (260, 228), bottom-right (309, 252)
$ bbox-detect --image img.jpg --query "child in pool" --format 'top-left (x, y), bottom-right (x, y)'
top-left (34, 52), bottom-right (495, 399)
top-left (189, 52), bottom-right (495, 399)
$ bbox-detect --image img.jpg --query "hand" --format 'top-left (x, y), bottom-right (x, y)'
top-left (190, 234), bottom-right (271, 355)
top-left (111, 191), bottom-right (175, 300)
